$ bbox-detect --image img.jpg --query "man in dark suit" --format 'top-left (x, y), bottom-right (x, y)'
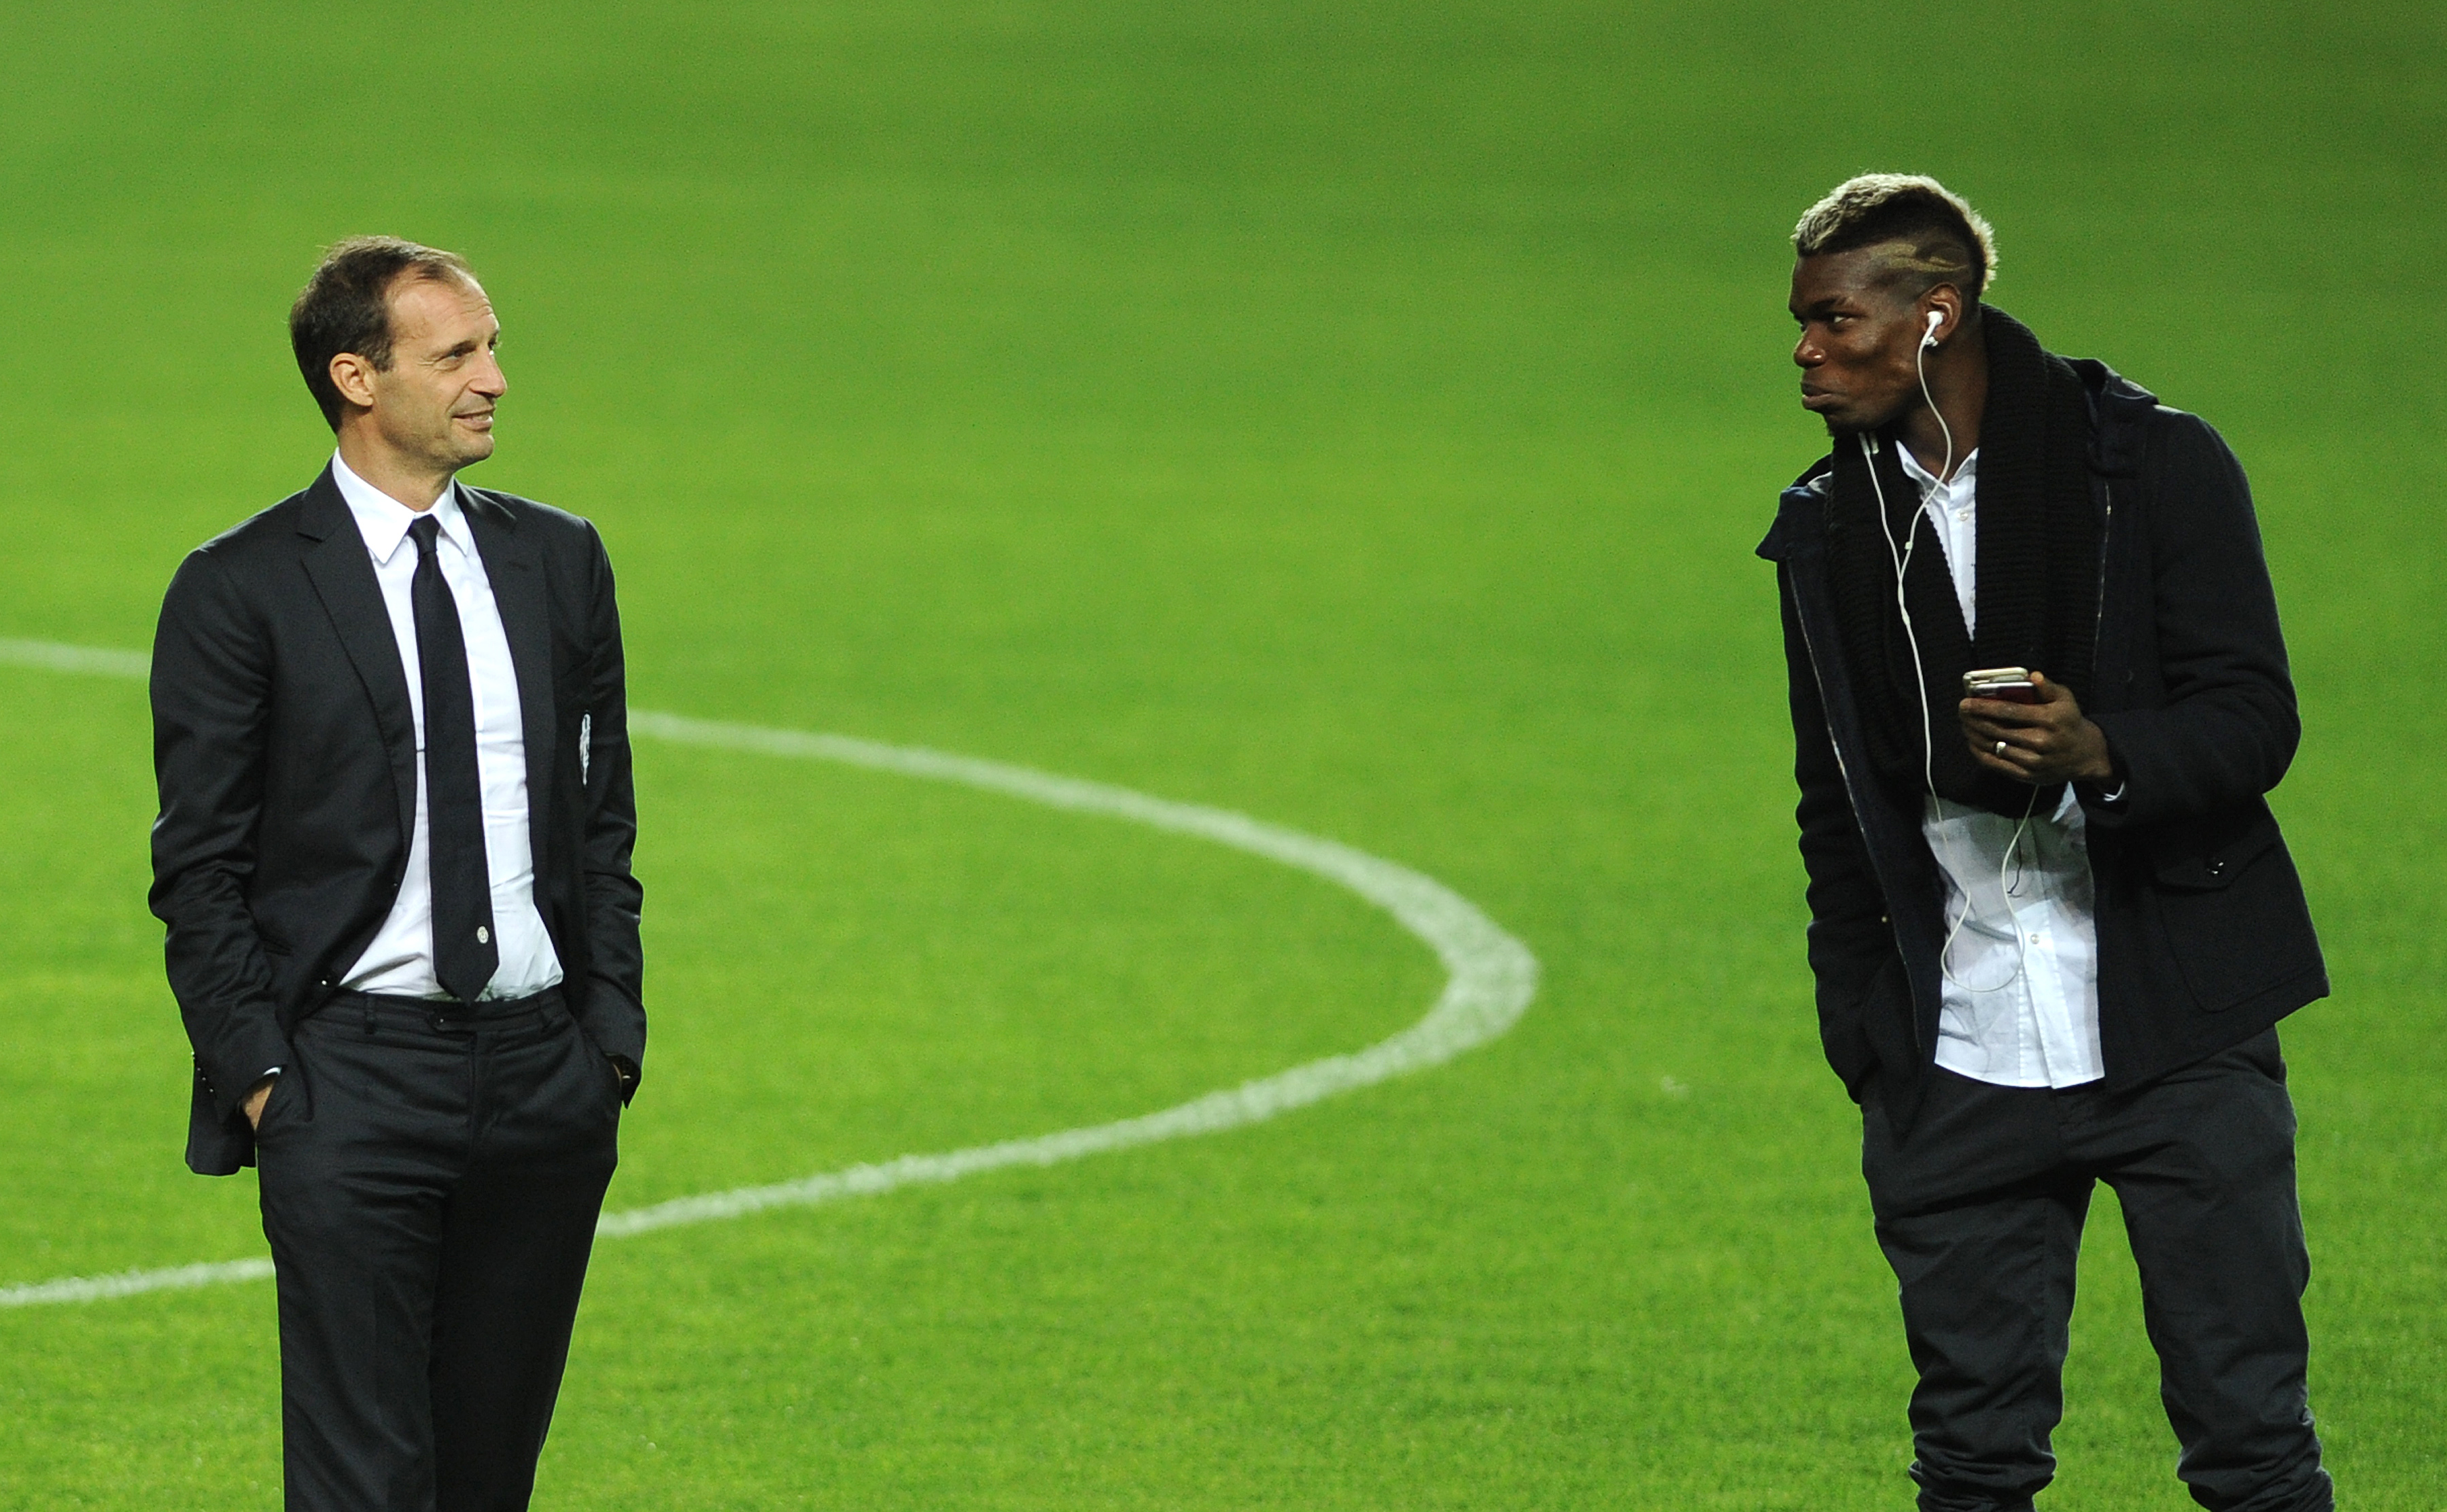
top-left (1760, 177), bottom-right (2332, 1510)
top-left (150, 236), bottom-right (645, 1511)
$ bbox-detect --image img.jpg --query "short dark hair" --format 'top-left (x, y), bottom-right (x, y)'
top-left (288, 236), bottom-right (477, 431)
top-left (1792, 174), bottom-right (1998, 303)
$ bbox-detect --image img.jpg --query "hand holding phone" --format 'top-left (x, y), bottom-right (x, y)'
top-left (1958, 668), bottom-right (2117, 786)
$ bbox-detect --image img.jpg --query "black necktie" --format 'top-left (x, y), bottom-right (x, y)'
top-left (409, 514), bottom-right (498, 1003)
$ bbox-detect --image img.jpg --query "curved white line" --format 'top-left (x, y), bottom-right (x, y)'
top-left (0, 641), bottom-right (1538, 1306)
top-left (0, 1257), bottom-right (278, 1309)
top-left (0, 638), bottom-right (152, 679)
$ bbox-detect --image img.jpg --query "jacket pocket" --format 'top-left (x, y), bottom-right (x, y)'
top-left (2147, 802), bottom-right (2280, 892)
top-left (2142, 805), bottom-right (2323, 1012)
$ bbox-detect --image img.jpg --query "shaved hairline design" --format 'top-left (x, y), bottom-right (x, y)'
top-left (1793, 173), bottom-right (1998, 303)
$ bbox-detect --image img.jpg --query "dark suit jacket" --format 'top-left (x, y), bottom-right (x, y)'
top-left (150, 465), bottom-right (646, 1175)
top-left (1758, 360), bottom-right (2326, 1134)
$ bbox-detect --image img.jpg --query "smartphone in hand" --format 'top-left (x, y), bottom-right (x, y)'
top-left (1963, 667), bottom-right (2041, 705)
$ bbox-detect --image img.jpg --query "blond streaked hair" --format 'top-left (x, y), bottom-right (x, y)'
top-left (1792, 174), bottom-right (1998, 301)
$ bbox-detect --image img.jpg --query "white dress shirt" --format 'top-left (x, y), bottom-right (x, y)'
top-left (331, 453), bottom-right (563, 1001)
top-left (1897, 444), bottom-right (2105, 1089)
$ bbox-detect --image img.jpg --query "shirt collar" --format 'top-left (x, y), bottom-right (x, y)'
top-left (331, 451), bottom-right (474, 567)
top-left (1896, 443), bottom-right (1979, 499)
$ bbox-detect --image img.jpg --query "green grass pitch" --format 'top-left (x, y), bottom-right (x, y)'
top-left (1, 3), bottom-right (2440, 1506)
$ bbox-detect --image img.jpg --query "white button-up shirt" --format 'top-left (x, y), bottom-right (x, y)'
top-left (1898, 444), bottom-right (2105, 1089)
top-left (331, 453), bottom-right (563, 1001)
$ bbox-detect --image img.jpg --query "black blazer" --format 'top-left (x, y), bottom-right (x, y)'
top-left (1758, 361), bottom-right (2326, 1133)
top-left (150, 466), bottom-right (645, 1175)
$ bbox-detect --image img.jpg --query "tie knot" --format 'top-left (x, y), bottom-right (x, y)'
top-left (409, 514), bottom-right (441, 557)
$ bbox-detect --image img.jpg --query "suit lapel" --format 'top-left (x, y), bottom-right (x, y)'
top-left (462, 487), bottom-right (559, 878)
top-left (296, 467), bottom-right (418, 850)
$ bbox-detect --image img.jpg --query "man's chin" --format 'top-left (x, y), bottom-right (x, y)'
top-left (1820, 407), bottom-right (1900, 440)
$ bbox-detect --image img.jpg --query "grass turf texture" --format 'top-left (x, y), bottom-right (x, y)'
top-left (0, 1), bottom-right (2440, 1505)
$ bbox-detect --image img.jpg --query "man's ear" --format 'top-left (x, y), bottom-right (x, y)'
top-left (1919, 283), bottom-right (1966, 347)
top-left (328, 351), bottom-right (379, 411)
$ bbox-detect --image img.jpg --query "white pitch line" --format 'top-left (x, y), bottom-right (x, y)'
top-left (0, 637), bottom-right (152, 680)
top-left (0, 639), bottom-right (1538, 1306)
top-left (0, 1259), bottom-right (277, 1308)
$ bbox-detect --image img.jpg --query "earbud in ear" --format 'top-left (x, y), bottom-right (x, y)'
top-left (1922, 309), bottom-right (1944, 348)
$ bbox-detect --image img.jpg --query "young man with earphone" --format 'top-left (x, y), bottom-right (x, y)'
top-left (1760, 175), bottom-right (2332, 1512)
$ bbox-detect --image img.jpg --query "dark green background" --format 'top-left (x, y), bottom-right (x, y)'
top-left (1, 3), bottom-right (2437, 1505)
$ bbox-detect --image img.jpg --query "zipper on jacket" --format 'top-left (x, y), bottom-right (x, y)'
top-left (1785, 567), bottom-right (1905, 968)
top-left (2092, 481), bottom-right (2114, 684)
top-left (1786, 576), bottom-right (1860, 814)
top-left (1786, 509), bottom-right (1923, 1053)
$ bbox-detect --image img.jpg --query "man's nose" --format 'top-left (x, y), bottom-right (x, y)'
top-left (1793, 335), bottom-right (1822, 368)
top-left (473, 353), bottom-right (508, 398)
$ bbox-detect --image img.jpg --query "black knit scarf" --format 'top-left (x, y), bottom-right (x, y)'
top-left (1823, 306), bottom-right (2100, 816)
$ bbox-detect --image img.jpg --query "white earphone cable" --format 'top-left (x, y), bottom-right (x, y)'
top-left (1864, 318), bottom-right (2035, 994)
top-left (1918, 309), bottom-right (1956, 489)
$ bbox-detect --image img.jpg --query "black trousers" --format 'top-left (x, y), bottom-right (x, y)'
top-left (1862, 1032), bottom-right (2329, 1512)
top-left (255, 990), bottom-right (621, 1512)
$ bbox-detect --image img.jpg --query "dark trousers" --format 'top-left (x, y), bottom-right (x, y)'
top-left (1862, 1032), bottom-right (2329, 1512)
top-left (255, 990), bottom-right (621, 1512)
